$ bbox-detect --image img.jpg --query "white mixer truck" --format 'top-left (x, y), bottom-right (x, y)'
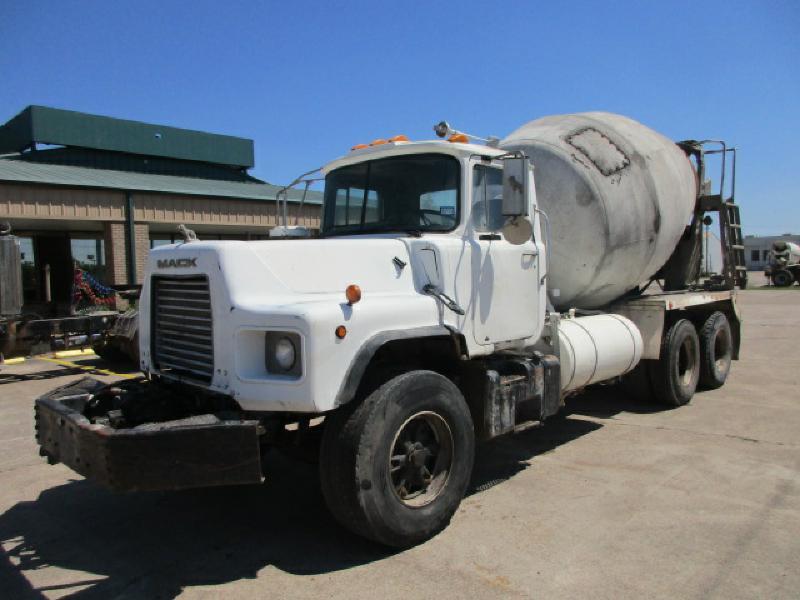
top-left (765, 240), bottom-right (800, 286)
top-left (35, 113), bottom-right (744, 547)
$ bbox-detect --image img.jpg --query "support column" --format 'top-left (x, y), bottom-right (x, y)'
top-left (103, 221), bottom-right (149, 286)
top-left (134, 222), bottom-right (149, 284)
top-left (104, 222), bottom-right (128, 285)
top-left (125, 192), bottom-right (137, 285)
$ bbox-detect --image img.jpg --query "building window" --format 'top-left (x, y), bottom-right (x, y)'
top-left (71, 237), bottom-right (106, 282)
top-left (750, 250), bottom-right (759, 262)
top-left (763, 250), bottom-right (770, 261)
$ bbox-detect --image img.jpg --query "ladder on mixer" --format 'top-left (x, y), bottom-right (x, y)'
top-left (681, 139), bottom-right (747, 291)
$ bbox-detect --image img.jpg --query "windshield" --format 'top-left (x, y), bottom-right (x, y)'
top-left (322, 153), bottom-right (460, 235)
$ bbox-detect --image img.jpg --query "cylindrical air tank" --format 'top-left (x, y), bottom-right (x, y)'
top-left (771, 241), bottom-right (800, 266)
top-left (557, 314), bottom-right (643, 392)
top-left (501, 112), bottom-right (697, 309)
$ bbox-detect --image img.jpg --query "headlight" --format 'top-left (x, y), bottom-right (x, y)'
top-left (265, 331), bottom-right (302, 377)
top-left (274, 336), bottom-right (296, 370)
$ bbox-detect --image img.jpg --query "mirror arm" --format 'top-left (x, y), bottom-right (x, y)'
top-left (423, 284), bottom-right (465, 316)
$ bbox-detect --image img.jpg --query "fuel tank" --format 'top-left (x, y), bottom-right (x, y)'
top-left (557, 314), bottom-right (643, 392)
top-left (501, 112), bottom-right (697, 309)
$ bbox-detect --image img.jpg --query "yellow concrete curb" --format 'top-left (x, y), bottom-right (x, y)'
top-left (54, 349), bottom-right (96, 358)
top-left (1, 356), bottom-right (26, 365)
top-left (39, 357), bottom-right (138, 379)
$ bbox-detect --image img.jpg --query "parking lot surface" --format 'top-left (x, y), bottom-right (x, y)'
top-left (1, 285), bottom-right (798, 599)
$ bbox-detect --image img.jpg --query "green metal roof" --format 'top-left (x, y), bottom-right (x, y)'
top-left (0, 157), bottom-right (322, 204)
top-left (0, 106), bottom-right (255, 169)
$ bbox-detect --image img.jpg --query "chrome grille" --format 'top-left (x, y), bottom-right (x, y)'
top-left (152, 276), bottom-right (213, 382)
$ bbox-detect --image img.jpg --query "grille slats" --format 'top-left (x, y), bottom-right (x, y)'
top-left (152, 276), bottom-right (213, 382)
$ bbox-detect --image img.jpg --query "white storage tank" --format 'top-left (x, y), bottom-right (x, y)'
top-left (501, 112), bottom-right (697, 309)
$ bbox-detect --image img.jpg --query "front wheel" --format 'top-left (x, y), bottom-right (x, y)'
top-left (772, 269), bottom-right (794, 287)
top-left (320, 370), bottom-right (475, 548)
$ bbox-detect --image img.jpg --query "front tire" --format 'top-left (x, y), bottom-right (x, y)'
top-left (648, 319), bottom-right (701, 407)
top-left (699, 312), bottom-right (733, 390)
top-left (772, 269), bottom-right (793, 287)
top-left (320, 370), bottom-right (475, 548)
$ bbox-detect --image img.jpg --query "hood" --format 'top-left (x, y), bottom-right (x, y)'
top-left (244, 238), bottom-right (413, 294)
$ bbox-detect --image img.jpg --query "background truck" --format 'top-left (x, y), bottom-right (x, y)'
top-left (0, 222), bottom-right (120, 361)
top-left (765, 240), bottom-right (800, 287)
top-left (35, 112), bottom-right (744, 548)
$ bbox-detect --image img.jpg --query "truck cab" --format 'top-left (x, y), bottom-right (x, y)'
top-left (138, 138), bottom-right (548, 414)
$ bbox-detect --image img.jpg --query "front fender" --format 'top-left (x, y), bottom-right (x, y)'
top-left (332, 325), bottom-right (455, 409)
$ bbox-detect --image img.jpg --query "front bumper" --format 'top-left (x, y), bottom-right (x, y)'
top-left (35, 378), bottom-right (263, 492)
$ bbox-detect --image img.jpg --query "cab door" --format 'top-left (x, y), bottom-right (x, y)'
top-left (470, 163), bottom-right (541, 346)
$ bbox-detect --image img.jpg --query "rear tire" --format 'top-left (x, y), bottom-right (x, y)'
top-left (648, 319), bottom-right (700, 407)
top-left (772, 269), bottom-right (793, 287)
top-left (698, 312), bottom-right (732, 390)
top-left (320, 370), bottom-right (475, 548)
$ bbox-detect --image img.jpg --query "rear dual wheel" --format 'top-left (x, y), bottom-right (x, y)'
top-left (649, 319), bottom-right (701, 407)
top-left (624, 313), bottom-right (732, 406)
top-left (698, 312), bottom-right (733, 390)
top-left (320, 370), bottom-right (474, 548)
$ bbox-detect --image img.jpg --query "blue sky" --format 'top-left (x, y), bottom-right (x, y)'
top-left (1, 1), bottom-right (797, 235)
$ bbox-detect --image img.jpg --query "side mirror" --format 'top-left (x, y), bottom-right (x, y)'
top-left (502, 157), bottom-right (529, 217)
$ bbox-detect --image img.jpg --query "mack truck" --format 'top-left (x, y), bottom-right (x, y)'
top-left (35, 113), bottom-right (744, 548)
top-left (765, 240), bottom-right (800, 287)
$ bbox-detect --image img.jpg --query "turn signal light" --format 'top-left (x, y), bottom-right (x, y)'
top-left (351, 143), bottom-right (368, 151)
top-left (448, 133), bottom-right (469, 143)
top-left (346, 284), bottom-right (362, 304)
top-left (335, 325), bottom-right (347, 339)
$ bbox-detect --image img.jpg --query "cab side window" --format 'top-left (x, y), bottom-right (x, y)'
top-left (472, 165), bottom-right (505, 233)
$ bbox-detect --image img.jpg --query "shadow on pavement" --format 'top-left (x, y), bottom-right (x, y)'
top-left (564, 385), bottom-right (667, 419)
top-left (0, 409), bottom-right (603, 598)
top-left (0, 453), bottom-right (390, 599)
top-left (0, 367), bottom-right (85, 385)
top-left (74, 356), bottom-right (141, 376)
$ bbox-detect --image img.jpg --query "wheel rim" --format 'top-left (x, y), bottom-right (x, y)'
top-left (388, 411), bottom-right (454, 508)
top-left (677, 337), bottom-right (697, 387)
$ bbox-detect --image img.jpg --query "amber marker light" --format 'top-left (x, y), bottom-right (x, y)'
top-left (448, 133), bottom-right (469, 143)
top-left (389, 134), bottom-right (409, 142)
top-left (335, 325), bottom-right (347, 339)
top-left (346, 284), bottom-right (362, 305)
top-left (370, 139), bottom-right (388, 146)
top-left (351, 143), bottom-right (368, 151)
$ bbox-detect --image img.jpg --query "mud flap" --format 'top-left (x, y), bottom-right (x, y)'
top-left (35, 377), bottom-right (263, 492)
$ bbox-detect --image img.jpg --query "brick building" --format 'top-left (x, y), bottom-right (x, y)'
top-left (0, 106), bottom-right (321, 315)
